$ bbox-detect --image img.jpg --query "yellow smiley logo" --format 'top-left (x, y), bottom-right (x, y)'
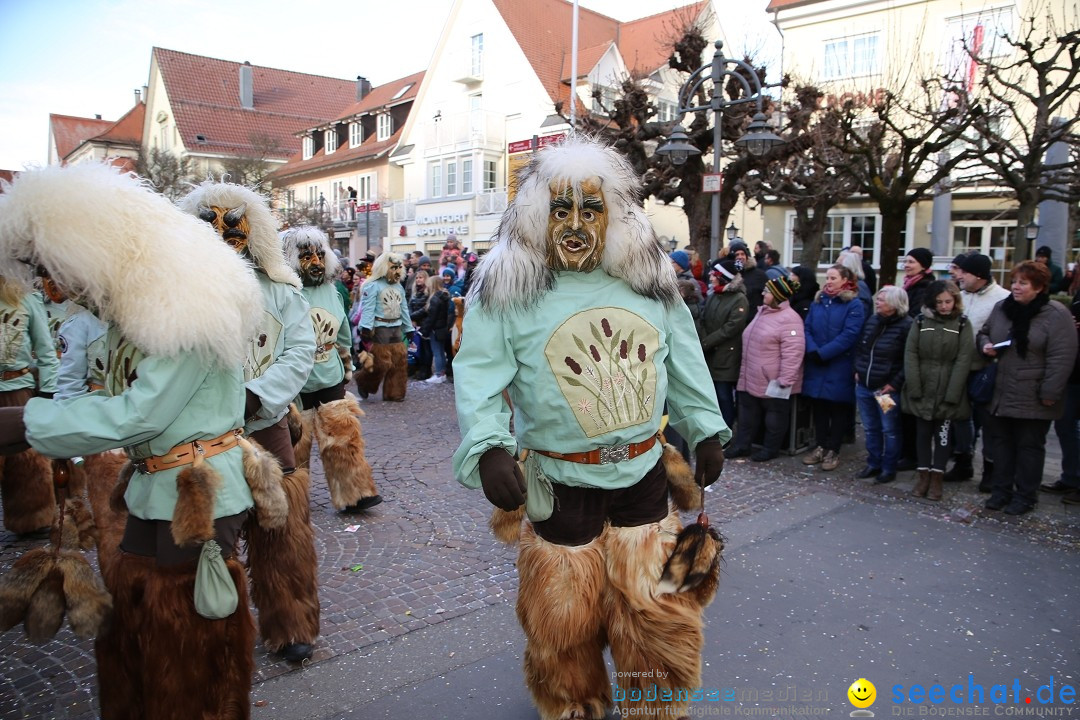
top-left (848, 678), bottom-right (876, 708)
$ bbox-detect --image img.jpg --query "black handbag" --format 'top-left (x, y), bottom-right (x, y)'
top-left (967, 361), bottom-right (997, 404)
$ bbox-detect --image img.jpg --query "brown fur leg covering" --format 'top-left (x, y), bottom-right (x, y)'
top-left (83, 453), bottom-right (130, 569)
top-left (662, 443), bottom-right (699, 512)
top-left (381, 342), bottom-right (408, 401)
top-left (238, 438), bottom-right (288, 530)
top-left (604, 512), bottom-right (718, 719)
top-left (246, 468), bottom-right (320, 651)
top-left (517, 524), bottom-right (611, 720)
top-left (0, 548), bottom-right (53, 632)
top-left (96, 552), bottom-right (255, 720)
top-left (292, 409), bottom-right (316, 470)
top-left (171, 463), bottom-right (221, 547)
top-left (355, 346), bottom-right (386, 398)
top-left (0, 448), bottom-right (56, 534)
top-left (314, 395), bottom-right (376, 510)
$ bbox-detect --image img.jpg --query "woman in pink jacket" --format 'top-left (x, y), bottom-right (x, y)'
top-left (727, 276), bottom-right (806, 462)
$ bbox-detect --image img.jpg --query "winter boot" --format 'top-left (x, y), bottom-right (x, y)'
top-left (927, 470), bottom-right (944, 501)
top-left (943, 453), bottom-right (973, 482)
top-left (911, 469), bottom-right (930, 498)
top-left (978, 460), bottom-right (994, 493)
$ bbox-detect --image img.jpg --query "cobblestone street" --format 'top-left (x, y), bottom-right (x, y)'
top-left (1, 378), bottom-right (1078, 719)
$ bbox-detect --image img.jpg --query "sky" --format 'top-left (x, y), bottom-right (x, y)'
top-left (0, 0), bottom-right (779, 170)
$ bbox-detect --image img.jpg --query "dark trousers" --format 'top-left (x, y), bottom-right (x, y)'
top-left (734, 392), bottom-right (789, 454)
top-left (915, 418), bottom-right (952, 471)
top-left (987, 415), bottom-right (1052, 508)
top-left (811, 398), bottom-right (851, 453)
top-left (713, 380), bottom-right (737, 429)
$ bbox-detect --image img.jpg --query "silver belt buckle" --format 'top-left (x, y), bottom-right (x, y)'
top-left (599, 443), bottom-right (630, 464)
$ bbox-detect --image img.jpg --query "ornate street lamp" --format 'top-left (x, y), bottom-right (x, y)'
top-left (726, 222), bottom-right (739, 241)
top-left (656, 40), bottom-right (783, 259)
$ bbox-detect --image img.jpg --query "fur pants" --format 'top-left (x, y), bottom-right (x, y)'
top-left (356, 340), bottom-right (407, 401)
top-left (293, 401), bottom-right (378, 510)
top-left (95, 551), bottom-right (255, 720)
top-left (0, 449), bottom-right (56, 534)
top-left (516, 511), bottom-right (716, 720)
top-left (245, 468), bottom-right (321, 652)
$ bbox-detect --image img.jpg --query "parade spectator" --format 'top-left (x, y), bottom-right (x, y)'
top-left (686, 247), bottom-right (705, 286)
top-left (902, 248), bottom-right (936, 317)
top-left (979, 261), bottom-right (1078, 516)
top-left (408, 270), bottom-right (432, 380)
top-left (440, 234), bottom-right (462, 270)
top-left (1034, 245), bottom-right (1066, 293)
top-left (837, 250), bottom-right (872, 321)
top-left (461, 252), bottom-right (480, 297)
top-left (763, 249), bottom-right (787, 281)
top-left (849, 245), bottom-right (877, 294)
top-left (788, 265), bottom-right (819, 320)
top-left (948, 253), bottom-right (1010, 488)
top-left (422, 273), bottom-right (453, 384)
top-left (728, 275), bottom-right (804, 462)
top-left (442, 266), bottom-right (464, 297)
top-left (754, 240), bottom-right (770, 266)
top-left (671, 250), bottom-right (706, 296)
top-left (1046, 290), bottom-right (1080, 505)
top-left (801, 264), bottom-right (865, 471)
top-left (698, 259), bottom-right (749, 427)
top-left (728, 240), bottom-right (767, 318)
top-left (902, 280), bottom-right (975, 500)
top-left (853, 286), bottom-right (912, 484)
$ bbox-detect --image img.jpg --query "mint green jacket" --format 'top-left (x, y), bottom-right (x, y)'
top-left (24, 330), bottom-right (253, 521)
top-left (453, 270), bottom-right (729, 491)
top-left (299, 281), bottom-right (351, 393)
top-left (244, 272), bottom-right (315, 432)
top-left (0, 293), bottom-right (59, 394)
top-left (55, 305), bottom-right (108, 400)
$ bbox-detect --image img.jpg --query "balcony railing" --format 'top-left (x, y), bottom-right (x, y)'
top-left (424, 110), bottom-right (504, 156)
top-left (388, 189), bottom-right (507, 224)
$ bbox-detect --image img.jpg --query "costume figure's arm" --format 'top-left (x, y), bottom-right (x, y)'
top-left (27, 295), bottom-right (60, 394)
top-left (664, 301), bottom-right (731, 449)
top-left (399, 286), bottom-right (412, 341)
top-left (335, 298), bottom-right (354, 380)
top-left (451, 307), bottom-right (517, 489)
top-left (247, 285), bottom-right (315, 424)
top-left (54, 313), bottom-right (92, 400)
top-left (360, 282), bottom-right (377, 332)
top-left (23, 354), bottom-right (208, 458)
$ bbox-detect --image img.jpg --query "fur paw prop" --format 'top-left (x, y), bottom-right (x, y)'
top-left (170, 460), bottom-right (222, 547)
top-left (239, 437), bottom-right (289, 530)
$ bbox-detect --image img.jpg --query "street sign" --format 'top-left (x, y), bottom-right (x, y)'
top-left (507, 133), bottom-right (566, 154)
top-left (702, 174), bottom-right (722, 193)
top-left (357, 202), bottom-right (381, 213)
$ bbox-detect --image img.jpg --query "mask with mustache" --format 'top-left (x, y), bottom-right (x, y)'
top-left (545, 177), bottom-right (607, 272)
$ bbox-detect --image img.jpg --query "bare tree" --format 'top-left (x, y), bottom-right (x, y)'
top-left (135, 148), bottom-right (195, 201)
top-left (220, 133), bottom-right (286, 190)
top-left (960, 14), bottom-right (1080, 260)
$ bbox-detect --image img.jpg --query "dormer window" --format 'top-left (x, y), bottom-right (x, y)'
top-left (377, 113), bottom-right (392, 141)
top-left (349, 122), bottom-right (363, 148)
top-left (325, 129), bottom-right (337, 155)
top-left (302, 136), bottom-right (314, 160)
top-left (391, 83), bottom-right (413, 101)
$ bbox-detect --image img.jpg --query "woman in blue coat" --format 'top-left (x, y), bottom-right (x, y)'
top-left (801, 264), bottom-right (866, 471)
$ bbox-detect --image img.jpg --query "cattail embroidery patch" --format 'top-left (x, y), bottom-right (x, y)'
top-left (545, 307), bottom-right (659, 437)
top-left (244, 311), bottom-right (282, 381)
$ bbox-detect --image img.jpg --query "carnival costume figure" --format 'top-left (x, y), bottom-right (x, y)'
top-left (356, 252), bottom-right (411, 401)
top-left (452, 136), bottom-right (729, 720)
top-left (0, 162), bottom-right (262, 719)
top-left (0, 272), bottom-right (60, 535)
top-left (282, 226), bottom-right (381, 513)
top-left (178, 180), bottom-right (322, 664)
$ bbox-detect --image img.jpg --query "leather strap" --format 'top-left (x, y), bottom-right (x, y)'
top-left (533, 433), bottom-right (659, 465)
top-left (135, 429), bottom-right (242, 474)
top-left (1, 368), bottom-right (30, 381)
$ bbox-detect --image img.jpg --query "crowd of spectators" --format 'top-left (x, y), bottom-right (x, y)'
top-left (671, 240), bottom-right (1079, 516)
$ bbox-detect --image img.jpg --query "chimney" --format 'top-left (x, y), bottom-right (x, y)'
top-left (95, 114), bottom-right (102, 120)
top-left (356, 75), bottom-right (372, 102)
top-left (239, 61), bottom-right (254, 109)
top-left (134, 88), bottom-right (142, 105)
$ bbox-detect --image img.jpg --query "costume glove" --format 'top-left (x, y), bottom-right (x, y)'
top-left (478, 447), bottom-right (526, 510)
top-left (0, 407), bottom-right (29, 455)
top-left (694, 436), bottom-right (725, 488)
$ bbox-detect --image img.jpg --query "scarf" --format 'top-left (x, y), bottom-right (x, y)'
top-left (1001, 293), bottom-right (1050, 358)
top-left (822, 279), bottom-right (856, 298)
top-left (903, 270), bottom-right (931, 291)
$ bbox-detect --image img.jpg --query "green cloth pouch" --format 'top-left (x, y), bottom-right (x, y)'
top-left (194, 539), bottom-right (238, 620)
top-left (523, 452), bottom-right (555, 522)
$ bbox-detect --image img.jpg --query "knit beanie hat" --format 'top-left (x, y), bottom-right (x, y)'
top-left (728, 240), bottom-right (749, 257)
top-left (907, 247), bottom-right (933, 270)
top-left (952, 253), bottom-right (969, 267)
top-left (1036, 245), bottom-right (1052, 260)
top-left (712, 259), bottom-right (738, 282)
top-left (670, 250), bottom-right (691, 272)
top-left (765, 275), bottom-right (799, 303)
top-left (959, 253), bottom-right (993, 281)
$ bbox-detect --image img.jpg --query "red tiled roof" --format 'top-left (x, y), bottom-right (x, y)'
top-left (50, 114), bottom-right (113, 161)
top-left (328, 71), bottom-right (425, 124)
top-left (765, 0), bottom-right (819, 11)
top-left (154, 48), bottom-right (356, 161)
top-left (93, 102), bottom-right (145, 146)
top-left (618, 2), bottom-right (708, 75)
top-left (0, 170), bottom-right (18, 189)
top-left (495, 0), bottom-right (708, 106)
top-left (561, 43), bottom-right (614, 82)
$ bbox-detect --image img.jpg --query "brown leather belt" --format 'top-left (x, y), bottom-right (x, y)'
top-left (1, 368), bottom-right (30, 381)
top-left (133, 429), bottom-right (242, 474)
top-left (533, 434), bottom-right (659, 465)
top-left (322, 341), bottom-right (336, 351)
top-left (87, 382), bottom-right (105, 392)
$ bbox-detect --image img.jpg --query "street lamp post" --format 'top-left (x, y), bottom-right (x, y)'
top-left (656, 40), bottom-right (783, 260)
